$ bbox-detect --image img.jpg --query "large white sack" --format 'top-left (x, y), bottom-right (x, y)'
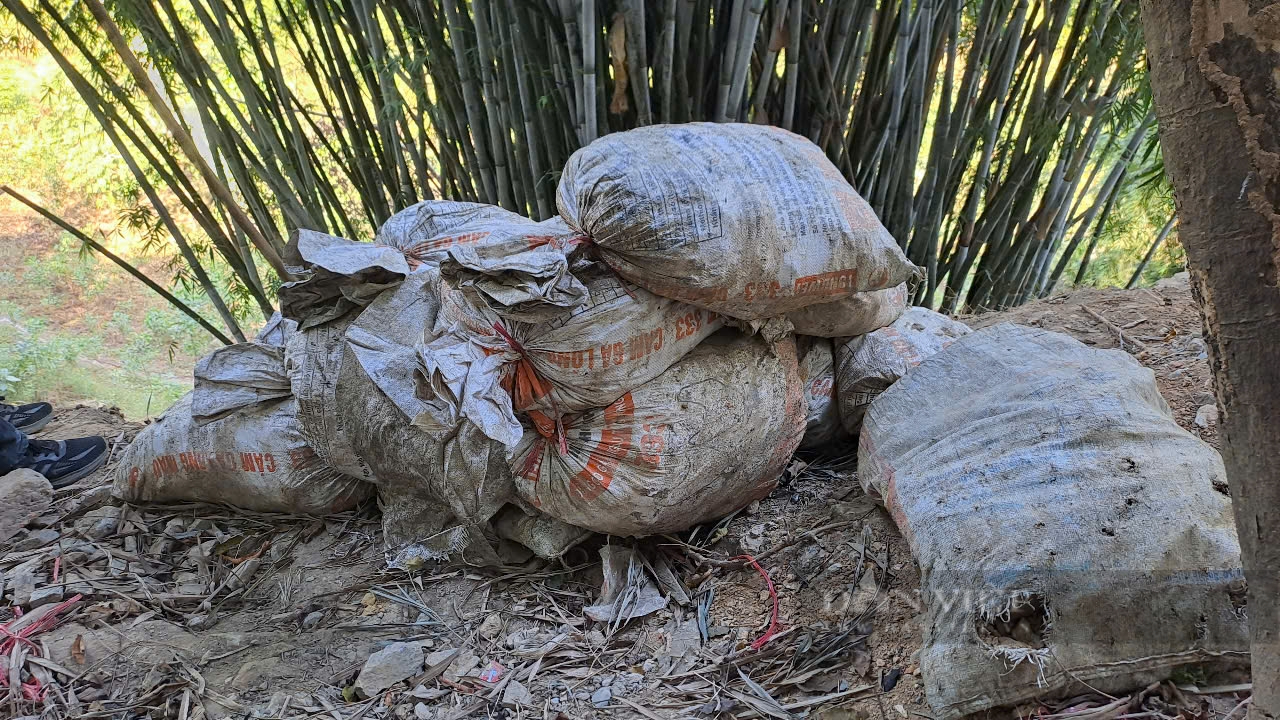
top-left (114, 393), bottom-right (369, 515)
top-left (557, 123), bottom-right (918, 321)
top-left (858, 324), bottom-right (1248, 719)
top-left (787, 283), bottom-right (909, 338)
top-left (424, 257), bottom-right (722, 450)
top-left (796, 338), bottom-right (845, 450)
top-left (115, 329), bottom-right (370, 514)
top-left (512, 330), bottom-right (806, 536)
top-left (836, 306), bottom-right (970, 433)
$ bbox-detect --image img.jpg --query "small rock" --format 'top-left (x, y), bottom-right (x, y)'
top-left (425, 647), bottom-right (456, 668)
top-left (79, 505), bottom-right (121, 540)
top-left (414, 703), bottom-right (433, 720)
top-left (147, 536), bottom-right (172, 556)
top-left (599, 674), bottom-right (614, 687)
top-left (591, 686), bottom-right (612, 708)
top-left (504, 628), bottom-right (536, 649)
top-left (355, 642), bottom-right (425, 697)
top-left (302, 611), bottom-right (324, 630)
top-left (123, 536), bottom-right (137, 554)
top-left (642, 659), bottom-right (656, 674)
top-left (265, 692), bottom-right (291, 716)
top-left (186, 613), bottom-right (217, 630)
top-left (10, 566), bottom-right (37, 606)
top-left (881, 668), bottom-right (903, 692)
top-left (28, 586), bottom-right (64, 608)
top-left (27, 514), bottom-right (58, 529)
top-left (502, 679), bottom-right (535, 708)
top-left (586, 630), bottom-right (606, 647)
top-left (746, 500), bottom-right (761, 515)
top-left (428, 647), bottom-right (478, 684)
top-left (0, 469), bottom-right (53, 544)
top-left (478, 613), bottom-right (503, 640)
top-left (1195, 404), bottom-right (1218, 429)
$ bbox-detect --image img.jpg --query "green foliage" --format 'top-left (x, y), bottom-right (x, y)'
top-left (0, 306), bottom-right (192, 418)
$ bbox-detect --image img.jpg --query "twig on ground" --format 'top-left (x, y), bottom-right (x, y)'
top-left (1081, 305), bottom-right (1148, 352)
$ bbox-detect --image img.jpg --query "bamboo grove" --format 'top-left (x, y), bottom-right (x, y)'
top-left (1, 0), bottom-right (1158, 342)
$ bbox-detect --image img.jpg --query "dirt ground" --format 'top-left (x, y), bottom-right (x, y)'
top-left (0, 275), bottom-right (1241, 720)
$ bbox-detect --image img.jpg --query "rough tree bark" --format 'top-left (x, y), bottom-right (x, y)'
top-left (1139, 3), bottom-right (1280, 718)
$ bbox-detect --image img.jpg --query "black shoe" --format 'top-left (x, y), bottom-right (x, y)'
top-left (0, 398), bottom-right (53, 433)
top-left (19, 436), bottom-right (109, 489)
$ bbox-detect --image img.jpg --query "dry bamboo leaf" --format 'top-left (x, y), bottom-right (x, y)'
top-left (71, 634), bottom-right (86, 665)
top-left (608, 13), bottom-right (629, 115)
top-left (737, 667), bottom-right (794, 719)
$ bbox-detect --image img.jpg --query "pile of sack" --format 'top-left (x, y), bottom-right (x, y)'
top-left (111, 122), bottom-right (1250, 714)
top-left (114, 123), bottom-right (951, 563)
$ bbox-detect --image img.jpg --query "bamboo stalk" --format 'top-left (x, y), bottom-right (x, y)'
top-left (582, 0), bottom-right (598, 142)
top-left (716, 0), bottom-right (746, 122)
top-left (442, 0), bottom-right (498, 204)
top-left (80, 0), bottom-right (287, 279)
top-left (726, 0), bottom-right (764, 121)
top-left (1127, 214), bottom-right (1177, 289)
top-left (749, 0), bottom-right (788, 121)
top-left (659, 0), bottom-right (677, 123)
top-left (781, 0), bottom-right (802, 129)
top-left (472, 0), bottom-right (516, 210)
top-left (624, 0), bottom-right (652, 125)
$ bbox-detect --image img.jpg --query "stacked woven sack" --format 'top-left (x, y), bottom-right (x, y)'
top-left (114, 123), bottom-right (934, 565)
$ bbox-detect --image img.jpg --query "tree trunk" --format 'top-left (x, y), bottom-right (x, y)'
top-left (1139, 3), bottom-right (1280, 718)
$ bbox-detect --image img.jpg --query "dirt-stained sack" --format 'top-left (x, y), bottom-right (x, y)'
top-left (796, 338), bottom-right (845, 449)
top-left (424, 257), bottom-right (722, 450)
top-left (836, 307), bottom-right (970, 433)
top-left (298, 270), bottom-right (514, 567)
top-left (492, 505), bottom-right (593, 560)
top-left (557, 123), bottom-right (918, 320)
top-left (113, 393), bottom-right (369, 514)
top-left (280, 208), bottom-right (582, 327)
top-left (279, 229), bottom-right (411, 329)
top-left (512, 330), bottom-right (806, 536)
top-left (376, 200), bottom-right (531, 264)
top-left (858, 324), bottom-right (1247, 719)
top-left (787, 283), bottom-right (909, 338)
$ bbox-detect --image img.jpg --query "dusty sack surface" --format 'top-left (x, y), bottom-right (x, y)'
top-left (796, 337), bottom-right (845, 449)
top-left (512, 330), bottom-right (807, 536)
top-left (787, 283), bottom-right (909, 337)
top-left (114, 393), bottom-right (368, 514)
top-left (836, 306), bottom-right (971, 434)
top-left (558, 123), bottom-right (917, 320)
top-left (858, 324), bottom-right (1247, 719)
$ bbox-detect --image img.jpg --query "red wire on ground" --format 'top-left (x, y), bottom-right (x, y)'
top-left (731, 554), bottom-right (781, 650)
top-left (0, 593), bottom-right (83, 701)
